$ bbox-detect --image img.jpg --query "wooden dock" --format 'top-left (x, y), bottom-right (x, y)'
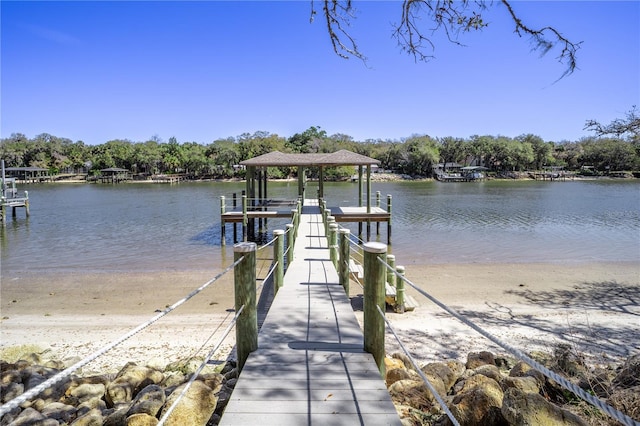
top-left (220, 200), bottom-right (401, 425)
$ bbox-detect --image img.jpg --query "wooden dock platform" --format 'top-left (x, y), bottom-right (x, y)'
top-left (220, 200), bottom-right (401, 425)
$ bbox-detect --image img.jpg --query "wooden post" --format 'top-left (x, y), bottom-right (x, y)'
top-left (242, 195), bottom-right (248, 242)
top-left (291, 209), bottom-right (299, 240)
top-left (234, 242), bottom-right (257, 371)
top-left (220, 196), bottom-right (226, 246)
top-left (395, 265), bottom-right (406, 314)
top-left (386, 254), bottom-right (396, 289)
top-left (326, 216), bottom-right (335, 239)
top-left (376, 191), bottom-right (381, 235)
top-left (286, 223), bottom-right (295, 265)
top-left (329, 223), bottom-right (338, 268)
top-left (273, 229), bottom-right (284, 294)
top-left (233, 193), bottom-right (238, 243)
top-left (339, 228), bottom-right (350, 294)
top-left (363, 241), bottom-right (387, 376)
top-left (358, 165), bottom-right (363, 207)
top-left (387, 194), bottom-right (392, 245)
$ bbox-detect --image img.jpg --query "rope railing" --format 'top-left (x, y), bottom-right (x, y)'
top-left (157, 304), bottom-right (245, 426)
top-left (376, 305), bottom-right (461, 426)
top-left (375, 257), bottom-right (638, 426)
top-left (0, 256), bottom-right (245, 417)
top-left (257, 236), bottom-right (277, 251)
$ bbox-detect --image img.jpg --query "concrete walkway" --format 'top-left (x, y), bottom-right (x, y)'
top-left (220, 201), bottom-right (401, 425)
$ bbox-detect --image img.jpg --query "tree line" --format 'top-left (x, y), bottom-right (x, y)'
top-left (1, 126), bottom-right (638, 180)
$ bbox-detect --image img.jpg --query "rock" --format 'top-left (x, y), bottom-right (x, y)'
top-left (126, 384), bottom-right (166, 417)
top-left (422, 362), bottom-right (458, 394)
top-left (474, 364), bottom-right (503, 383)
top-left (103, 407), bottom-right (130, 426)
top-left (8, 407), bottom-right (59, 426)
top-left (160, 380), bottom-right (218, 426)
top-left (1, 369), bottom-right (21, 385)
top-left (612, 354), bottom-right (640, 389)
top-left (40, 401), bottom-right (77, 423)
top-left (386, 368), bottom-right (413, 386)
top-left (509, 361), bottom-right (545, 385)
top-left (106, 364), bottom-right (164, 407)
top-left (501, 387), bottom-right (588, 426)
top-left (126, 412), bottom-right (159, 425)
top-left (466, 351), bottom-right (496, 369)
top-left (502, 376), bottom-right (541, 394)
top-left (448, 374), bottom-right (505, 426)
top-left (1, 381), bottom-right (24, 403)
top-left (388, 379), bottom-right (434, 410)
top-left (69, 383), bottom-right (106, 403)
top-left (385, 356), bottom-right (406, 372)
top-left (197, 373), bottom-right (224, 394)
top-left (70, 408), bottom-right (104, 426)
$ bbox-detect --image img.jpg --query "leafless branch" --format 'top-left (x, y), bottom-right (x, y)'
top-left (500, 0), bottom-right (581, 80)
top-left (585, 106), bottom-right (640, 139)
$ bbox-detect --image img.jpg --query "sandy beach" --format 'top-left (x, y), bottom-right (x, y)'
top-left (1, 261), bottom-right (638, 374)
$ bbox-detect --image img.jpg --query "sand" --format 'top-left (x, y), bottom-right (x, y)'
top-left (1, 261), bottom-right (638, 374)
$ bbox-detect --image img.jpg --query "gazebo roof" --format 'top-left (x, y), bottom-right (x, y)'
top-left (240, 150), bottom-right (380, 167)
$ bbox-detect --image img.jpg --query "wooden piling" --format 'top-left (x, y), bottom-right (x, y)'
top-left (286, 224), bottom-right (294, 265)
top-left (220, 196), bottom-right (226, 246)
top-left (395, 265), bottom-right (406, 314)
top-left (234, 242), bottom-right (257, 371)
top-left (273, 229), bottom-right (284, 294)
top-left (363, 241), bottom-right (387, 376)
top-left (329, 223), bottom-right (338, 268)
top-left (386, 254), bottom-right (396, 289)
top-left (242, 195), bottom-right (248, 242)
top-left (376, 191), bottom-right (381, 235)
top-left (387, 194), bottom-right (392, 244)
top-left (339, 228), bottom-right (350, 294)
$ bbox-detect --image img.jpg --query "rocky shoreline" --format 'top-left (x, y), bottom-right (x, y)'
top-left (1, 346), bottom-right (638, 425)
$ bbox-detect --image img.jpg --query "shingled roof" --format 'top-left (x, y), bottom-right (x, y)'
top-left (240, 150), bottom-right (380, 167)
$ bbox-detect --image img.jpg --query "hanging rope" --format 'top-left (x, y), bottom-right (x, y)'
top-left (157, 305), bottom-right (245, 426)
top-left (0, 256), bottom-right (244, 417)
top-left (377, 257), bottom-right (638, 426)
top-left (376, 305), bottom-right (460, 426)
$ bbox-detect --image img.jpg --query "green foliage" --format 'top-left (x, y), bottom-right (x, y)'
top-left (1, 128), bottom-right (638, 179)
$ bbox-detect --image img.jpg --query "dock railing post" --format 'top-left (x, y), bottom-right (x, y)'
top-left (376, 191), bottom-right (381, 235)
top-left (395, 265), bottom-right (405, 314)
top-left (326, 216), bottom-right (335, 239)
top-left (339, 229), bottom-right (350, 294)
top-left (242, 195), bottom-right (248, 242)
top-left (386, 254), bottom-right (396, 289)
top-left (329, 223), bottom-right (338, 268)
top-left (387, 194), bottom-right (392, 245)
top-left (273, 229), bottom-right (284, 294)
top-left (291, 209), bottom-right (299, 240)
top-left (233, 193), bottom-right (238, 243)
top-left (234, 242), bottom-right (257, 372)
top-left (220, 196), bottom-right (226, 246)
top-left (363, 241), bottom-right (387, 376)
top-left (286, 224), bottom-right (295, 264)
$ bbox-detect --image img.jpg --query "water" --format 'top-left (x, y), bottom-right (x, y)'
top-left (1, 180), bottom-right (638, 274)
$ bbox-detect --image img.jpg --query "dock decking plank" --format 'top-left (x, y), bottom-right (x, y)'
top-left (220, 201), bottom-right (401, 425)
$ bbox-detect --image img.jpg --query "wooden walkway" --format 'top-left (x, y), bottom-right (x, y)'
top-left (220, 200), bottom-right (401, 425)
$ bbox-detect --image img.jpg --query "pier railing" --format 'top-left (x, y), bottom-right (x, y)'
top-left (316, 208), bottom-right (637, 426)
top-left (0, 210), bottom-right (301, 420)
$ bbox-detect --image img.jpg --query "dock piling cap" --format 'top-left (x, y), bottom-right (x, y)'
top-left (234, 242), bottom-right (257, 253)
top-left (363, 242), bottom-right (387, 253)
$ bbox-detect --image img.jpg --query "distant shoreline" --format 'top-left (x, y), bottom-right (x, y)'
top-left (12, 172), bottom-right (640, 185)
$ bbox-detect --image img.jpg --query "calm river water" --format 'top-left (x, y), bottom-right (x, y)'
top-left (1, 180), bottom-right (638, 274)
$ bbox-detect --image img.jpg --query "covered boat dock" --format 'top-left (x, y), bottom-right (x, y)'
top-left (221, 150), bottom-right (391, 244)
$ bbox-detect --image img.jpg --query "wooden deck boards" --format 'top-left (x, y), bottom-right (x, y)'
top-left (220, 200), bottom-right (401, 425)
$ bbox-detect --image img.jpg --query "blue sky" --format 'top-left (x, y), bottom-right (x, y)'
top-left (1, 1), bottom-right (638, 145)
